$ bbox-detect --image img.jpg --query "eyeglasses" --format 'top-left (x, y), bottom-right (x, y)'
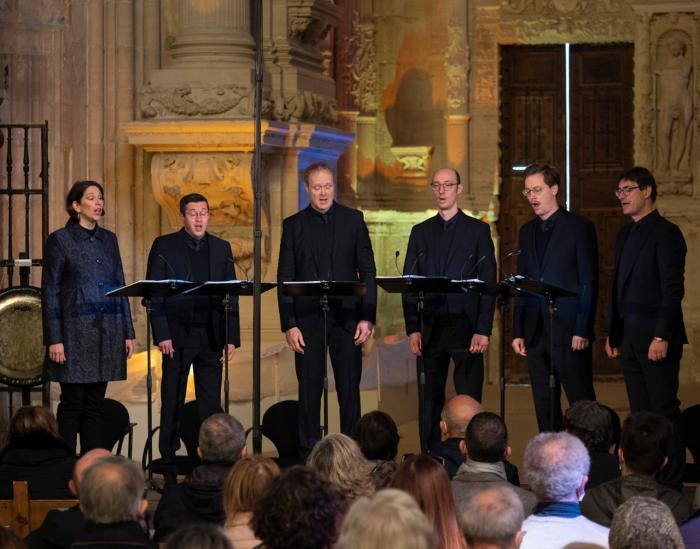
top-left (309, 184), bottom-right (333, 192)
top-left (614, 185), bottom-right (640, 198)
top-left (521, 186), bottom-right (545, 197)
top-left (184, 210), bottom-right (210, 219)
top-left (430, 182), bottom-right (458, 191)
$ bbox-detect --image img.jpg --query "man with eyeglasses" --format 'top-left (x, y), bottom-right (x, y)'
top-left (512, 163), bottom-right (598, 433)
top-left (402, 167), bottom-right (496, 452)
top-left (277, 162), bottom-right (376, 457)
top-left (146, 193), bottom-right (239, 486)
top-left (606, 166), bottom-right (687, 487)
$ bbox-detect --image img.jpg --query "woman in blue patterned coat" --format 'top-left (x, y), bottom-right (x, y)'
top-left (41, 180), bottom-right (135, 453)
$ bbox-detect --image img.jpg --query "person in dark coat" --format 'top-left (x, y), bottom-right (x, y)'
top-left (42, 181), bottom-right (135, 454)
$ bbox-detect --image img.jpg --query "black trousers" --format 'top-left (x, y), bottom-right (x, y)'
top-left (295, 320), bottom-right (362, 454)
top-left (527, 328), bottom-right (596, 433)
top-left (159, 327), bottom-right (222, 472)
top-left (621, 335), bottom-right (684, 487)
top-left (57, 381), bottom-right (108, 454)
top-left (420, 323), bottom-right (484, 451)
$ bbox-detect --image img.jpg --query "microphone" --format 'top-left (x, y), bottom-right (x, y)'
top-left (394, 250), bottom-right (401, 275)
top-left (158, 254), bottom-right (178, 279)
top-left (500, 249), bottom-right (521, 279)
top-left (228, 256), bottom-right (245, 280)
top-left (458, 253), bottom-right (474, 281)
top-left (463, 255), bottom-right (486, 281)
top-left (407, 250), bottom-right (424, 277)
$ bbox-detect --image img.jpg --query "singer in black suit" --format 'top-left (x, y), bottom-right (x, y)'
top-left (146, 193), bottom-right (240, 485)
top-left (606, 166), bottom-right (687, 486)
top-left (277, 162), bottom-right (377, 456)
top-left (512, 164), bottom-right (598, 433)
top-left (402, 167), bottom-right (497, 451)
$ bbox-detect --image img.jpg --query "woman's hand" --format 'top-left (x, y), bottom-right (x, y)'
top-left (125, 339), bottom-right (135, 359)
top-left (49, 343), bottom-right (66, 364)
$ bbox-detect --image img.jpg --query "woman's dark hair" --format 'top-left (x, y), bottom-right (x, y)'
top-left (65, 180), bottom-right (105, 219)
top-left (8, 406), bottom-right (61, 443)
top-left (356, 410), bottom-right (400, 461)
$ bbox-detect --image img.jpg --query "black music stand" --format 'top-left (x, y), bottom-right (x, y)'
top-left (106, 279), bottom-right (195, 487)
top-left (502, 275), bottom-right (581, 429)
top-left (282, 280), bottom-right (367, 438)
top-left (182, 280), bottom-right (276, 413)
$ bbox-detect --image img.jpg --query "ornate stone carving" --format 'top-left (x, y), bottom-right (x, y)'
top-left (349, 11), bottom-right (377, 114)
top-left (445, 20), bottom-right (469, 113)
top-left (389, 146), bottom-right (434, 180)
top-left (140, 83), bottom-right (253, 119)
top-left (288, 15), bottom-right (330, 45)
top-left (262, 91), bottom-right (338, 125)
top-left (657, 178), bottom-right (693, 197)
top-left (501, 0), bottom-right (624, 15)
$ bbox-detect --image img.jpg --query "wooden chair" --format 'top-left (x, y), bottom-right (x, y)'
top-left (0, 481), bottom-right (77, 538)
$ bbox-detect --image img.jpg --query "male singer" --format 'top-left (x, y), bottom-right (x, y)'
top-left (146, 193), bottom-right (239, 485)
top-left (403, 167), bottom-right (497, 452)
top-left (512, 163), bottom-right (598, 433)
top-left (277, 162), bottom-right (376, 457)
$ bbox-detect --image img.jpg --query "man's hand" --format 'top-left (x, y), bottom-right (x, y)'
top-left (409, 332), bottom-right (422, 357)
top-left (512, 338), bottom-right (527, 357)
top-left (159, 339), bottom-right (175, 358)
top-left (648, 338), bottom-right (668, 362)
top-left (220, 343), bottom-right (236, 364)
top-left (469, 334), bottom-right (489, 354)
top-left (285, 327), bottom-right (305, 355)
top-left (354, 321), bottom-right (373, 346)
top-left (125, 339), bottom-right (135, 359)
top-left (48, 343), bottom-right (66, 364)
top-left (571, 336), bottom-right (590, 352)
top-left (605, 336), bottom-right (620, 359)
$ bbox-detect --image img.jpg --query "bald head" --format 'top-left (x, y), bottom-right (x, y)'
top-left (441, 395), bottom-right (483, 439)
top-left (70, 448), bottom-right (112, 497)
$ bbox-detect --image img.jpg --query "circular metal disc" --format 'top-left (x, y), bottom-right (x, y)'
top-left (0, 287), bottom-right (44, 386)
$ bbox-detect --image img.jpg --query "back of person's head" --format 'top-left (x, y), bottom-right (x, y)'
top-left (442, 394), bottom-right (483, 438)
top-left (459, 485), bottom-right (525, 549)
top-left (336, 489), bottom-right (435, 549)
top-left (523, 432), bottom-right (590, 502)
top-left (198, 413), bottom-right (246, 463)
top-left (620, 411), bottom-right (672, 476)
top-left (79, 456), bottom-right (146, 524)
top-left (252, 466), bottom-right (347, 549)
top-left (70, 448), bottom-right (113, 497)
top-left (609, 496), bottom-right (683, 549)
top-left (391, 454), bottom-right (464, 549)
top-left (0, 527), bottom-right (27, 549)
top-left (356, 410), bottom-right (400, 461)
top-left (307, 433), bottom-right (374, 502)
top-left (564, 400), bottom-right (614, 453)
top-left (8, 406), bottom-right (60, 442)
top-left (223, 455), bottom-right (279, 524)
top-left (466, 412), bottom-right (508, 463)
top-left (166, 523), bottom-right (231, 549)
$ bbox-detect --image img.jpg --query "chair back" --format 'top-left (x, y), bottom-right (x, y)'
top-left (99, 397), bottom-right (131, 453)
top-left (262, 400), bottom-right (301, 465)
top-left (179, 401), bottom-right (204, 459)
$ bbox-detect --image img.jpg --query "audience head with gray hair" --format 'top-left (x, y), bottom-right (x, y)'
top-left (198, 413), bottom-right (247, 463)
top-left (336, 488), bottom-right (435, 549)
top-left (79, 456), bottom-right (147, 524)
top-left (524, 432), bottom-right (590, 502)
top-left (459, 484), bottom-right (525, 549)
top-left (166, 523), bottom-right (232, 549)
top-left (609, 496), bottom-right (683, 549)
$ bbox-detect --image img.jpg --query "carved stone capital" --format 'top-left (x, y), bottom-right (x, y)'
top-left (140, 82), bottom-right (253, 119)
top-left (262, 91), bottom-right (338, 125)
top-left (287, 0), bottom-right (339, 47)
top-left (389, 146), bottom-right (434, 181)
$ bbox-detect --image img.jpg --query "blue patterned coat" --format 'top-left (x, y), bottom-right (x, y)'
top-left (41, 220), bottom-right (135, 383)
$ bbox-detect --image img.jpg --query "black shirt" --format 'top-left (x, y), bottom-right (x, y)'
top-left (184, 231), bottom-right (211, 326)
top-left (309, 203), bottom-right (336, 280)
top-left (535, 207), bottom-right (562, 266)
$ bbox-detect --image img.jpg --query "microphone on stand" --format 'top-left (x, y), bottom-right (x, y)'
top-left (158, 254), bottom-right (180, 279)
top-left (500, 249), bottom-right (521, 279)
top-left (407, 250), bottom-right (424, 277)
top-left (394, 250), bottom-right (401, 275)
top-left (462, 255), bottom-right (486, 280)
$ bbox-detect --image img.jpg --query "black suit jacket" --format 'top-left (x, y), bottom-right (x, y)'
top-left (513, 209), bottom-right (598, 346)
top-left (25, 505), bottom-right (84, 549)
top-left (277, 203), bottom-right (377, 334)
top-left (402, 210), bottom-right (497, 342)
top-left (607, 209), bottom-right (687, 349)
top-left (146, 230), bottom-right (240, 348)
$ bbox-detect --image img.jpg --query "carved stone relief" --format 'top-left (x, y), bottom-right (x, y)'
top-left (445, 20), bottom-right (469, 113)
top-left (140, 83), bottom-right (253, 119)
top-left (350, 11), bottom-right (377, 114)
top-left (262, 91), bottom-right (338, 125)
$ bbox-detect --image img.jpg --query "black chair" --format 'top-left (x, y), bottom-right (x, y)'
top-left (99, 398), bottom-right (137, 458)
top-left (681, 404), bottom-right (700, 482)
top-left (142, 400), bottom-right (202, 481)
top-left (256, 400), bottom-right (302, 468)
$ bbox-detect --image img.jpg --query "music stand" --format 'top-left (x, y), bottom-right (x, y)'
top-left (282, 280), bottom-right (367, 438)
top-left (182, 280), bottom-right (276, 413)
top-left (502, 275), bottom-right (581, 429)
top-left (106, 279), bottom-right (195, 488)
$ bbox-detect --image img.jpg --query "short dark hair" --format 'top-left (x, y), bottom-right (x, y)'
top-left (166, 523), bottom-right (231, 549)
top-left (356, 411), bottom-right (400, 461)
top-left (618, 166), bottom-right (657, 202)
top-left (466, 412), bottom-right (508, 463)
top-left (431, 167), bottom-right (461, 186)
top-left (252, 466), bottom-right (347, 549)
top-left (65, 180), bottom-right (105, 219)
top-left (179, 193), bottom-right (209, 214)
top-left (523, 163), bottom-right (560, 188)
top-left (620, 411), bottom-right (672, 476)
top-left (303, 162), bottom-right (334, 185)
top-left (564, 400), bottom-right (614, 453)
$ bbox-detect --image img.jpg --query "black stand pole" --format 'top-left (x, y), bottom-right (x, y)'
top-left (547, 295), bottom-right (557, 430)
top-left (143, 297), bottom-right (156, 489)
top-left (417, 290), bottom-right (427, 454)
top-left (223, 293), bottom-right (231, 414)
top-left (321, 292), bottom-right (330, 437)
top-left (498, 290), bottom-right (507, 419)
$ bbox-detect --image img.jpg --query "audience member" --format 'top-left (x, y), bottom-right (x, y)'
top-left (430, 395), bottom-right (482, 478)
top-left (392, 454), bottom-right (466, 549)
top-left (0, 527), bottom-right (28, 549)
top-left (581, 411), bottom-right (692, 526)
top-left (520, 432), bottom-right (609, 549)
top-left (452, 412), bottom-right (536, 516)
top-left (307, 433), bottom-right (374, 502)
top-left (251, 466), bottom-right (346, 549)
top-left (71, 455), bottom-right (151, 548)
top-left (564, 401), bottom-right (620, 489)
top-left (336, 488), bottom-right (435, 549)
top-left (154, 413), bottom-right (247, 543)
top-left (458, 484), bottom-right (525, 549)
top-left (26, 448), bottom-right (112, 549)
top-left (0, 406), bottom-right (75, 499)
top-left (609, 496), bottom-right (684, 549)
top-left (356, 411), bottom-right (400, 488)
top-left (166, 524), bottom-right (232, 549)
top-left (223, 455), bottom-right (279, 549)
